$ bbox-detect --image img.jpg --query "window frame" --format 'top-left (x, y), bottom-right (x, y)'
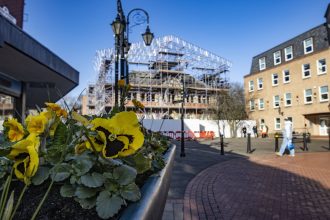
top-left (258, 98), bottom-right (264, 110)
top-left (257, 77), bottom-right (263, 90)
top-left (284, 92), bottom-right (292, 106)
top-left (319, 85), bottom-right (329, 102)
top-left (249, 80), bottom-right (254, 92)
top-left (303, 38), bottom-right (313, 54)
top-left (284, 46), bottom-right (293, 61)
top-left (249, 99), bottom-right (255, 111)
top-left (273, 95), bottom-right (280, 108)
top-left (317, 59), bottom-right (327, 75)
top-left (273, 51), bottom-right (281, 65)
top-left (272, 73), bottom-right (279, 86)
top-left (302, 63), bottom-right (311, 79)
top-left (283, 69), bottom-right (290, 83)
top-left (304, 89), bottom-right (313, 104)
top-left (275, 118), bottom-right (281, 130)
top-left (259, 57), bottom-right (266, 71)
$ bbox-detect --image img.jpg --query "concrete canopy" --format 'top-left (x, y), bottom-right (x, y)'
top-left (0, 14), bottom-right (79, 109)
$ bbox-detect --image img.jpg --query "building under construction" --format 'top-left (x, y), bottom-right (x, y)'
top-left (82, 35), bottom-right (232, 119)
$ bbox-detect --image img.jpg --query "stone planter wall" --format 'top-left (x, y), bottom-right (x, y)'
top-left (120, 144), bottom-right (176, 220)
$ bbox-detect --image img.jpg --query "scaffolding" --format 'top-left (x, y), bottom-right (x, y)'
top-left (85, 35), bottom-right (232, 118)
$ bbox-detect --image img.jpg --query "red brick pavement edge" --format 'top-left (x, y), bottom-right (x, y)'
top-left (183, 152), bottom-right (330, 220)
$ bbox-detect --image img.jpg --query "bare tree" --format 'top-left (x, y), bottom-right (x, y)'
top-left (213, 82), bottom-right (247, 137)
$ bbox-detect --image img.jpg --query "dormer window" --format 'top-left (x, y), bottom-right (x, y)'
top-left (259, 57), bottom-right (266, 71)
top-left (273, 51), bottom-right (281, 65)
top-left (303, 38), bottom-right (313, 54)
top-left (284, 46), bottom-right (293, 61)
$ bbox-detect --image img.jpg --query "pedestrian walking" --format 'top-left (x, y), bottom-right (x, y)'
top-left (242, 126), bottom-right (247, 138)
top-left (276, 117), bottom-right (294, 157)
top-left (253, 125), bottom-right (258, 138)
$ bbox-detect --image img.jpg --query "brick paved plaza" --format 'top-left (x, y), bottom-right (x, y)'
top-left (163, 137), bottom-right (330, 220)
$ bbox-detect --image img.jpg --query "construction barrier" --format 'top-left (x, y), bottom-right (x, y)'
top-left (160, 130), bottom-right (215, 140)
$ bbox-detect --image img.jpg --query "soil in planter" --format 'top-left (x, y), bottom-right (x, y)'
top-left (11, 181), bottom-right (104, 220)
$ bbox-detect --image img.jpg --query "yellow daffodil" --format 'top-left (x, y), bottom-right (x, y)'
top-left (132, 99), bottom-right (144, 109)
top-left (88, 111), bottom-right (144, 158)
top-left (25, 114), bottom-right (48, 135)
top-left (45, 102), bottom-right (61, 112)
top-left (3, 118), bottom-right (25, 142)
top-left (118, 79), bottom-right (125, 88)
top-left (45, 102), bottom-right (67, 117)
top-left (7, 134), bottom-right (40, 185)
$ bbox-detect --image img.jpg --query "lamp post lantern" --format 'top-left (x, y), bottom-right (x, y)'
top-left (111, 0), bottom-right (154, 106)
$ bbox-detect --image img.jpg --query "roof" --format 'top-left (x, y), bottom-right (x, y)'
top-left (249, 24), bottom-right (329, 75)
top-left (0, 13), bottom-right (79, 108)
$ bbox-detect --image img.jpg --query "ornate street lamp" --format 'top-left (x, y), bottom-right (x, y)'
top-left (111, 0), bottom-right (154, 106)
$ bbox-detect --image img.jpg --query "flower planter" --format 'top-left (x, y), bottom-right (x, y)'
top-left (119, 144), bottom-right (176, 220)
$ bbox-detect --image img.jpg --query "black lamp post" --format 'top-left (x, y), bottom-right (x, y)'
top-left (111, 0), bottom-right (154, 106)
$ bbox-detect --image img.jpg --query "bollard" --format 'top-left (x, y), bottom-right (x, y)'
top-left (303, 133), bottom-right (308, 151)
top-left (247, 133), bottom-right (251, 153)
top-left (328, 130), bottom-right (330, 150)
top-left (220, 134), bottom-right (224, 155)
top-left (275, 135), bottom-right (279, 152)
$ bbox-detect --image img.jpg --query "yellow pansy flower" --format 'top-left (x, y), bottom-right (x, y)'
top-left (132, 99), bottom-right (145, 109)
top-left (7, 134), bottom-right (40, 185)
top-left (45, 102), bottom-right (67, 117)
top-left (25, 114), bottom-right (48, 135)
top-left (118, 79), bottom-right (125, 88)
top-left (89, 111), bottom-right (144, 158)
top-left (3, 118), bottom-right (25, 142)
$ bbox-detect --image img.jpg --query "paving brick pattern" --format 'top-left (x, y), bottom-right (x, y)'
top-left (183, 152), bottom-right (330, 219)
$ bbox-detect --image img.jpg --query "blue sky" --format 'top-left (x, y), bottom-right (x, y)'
top-left (24, 0), bottom-right (329, 97)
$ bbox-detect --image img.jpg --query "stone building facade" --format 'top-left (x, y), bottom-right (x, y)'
top-left (244, 4), bottom-right (330, 137)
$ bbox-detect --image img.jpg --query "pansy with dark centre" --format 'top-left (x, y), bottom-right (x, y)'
top-left (7, 134), bottom-right (40, 185)
top-left (88, 111), bottom-right (144, 158)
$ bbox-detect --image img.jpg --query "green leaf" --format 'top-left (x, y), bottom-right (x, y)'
top-left (132, 152), bottom-right (152, 174)
top-left (50, 163), bottom-right (71, 182)
top-left (75, 186), bottom-right (98, 199)
top-left (103, 172), bottom-right (114, 180)
top-left (74, 197), bottom-right (97, 209)
top-left (113, 165), bottom-right (137, 186)
top-left (104, 181), bottom-right (118, 193)
top-left (96, 191), bottom-right (124, 219)
top-left (81, 173), bottom-right (105, 188)
top-left (72, 155), bottom-right (94, 176)
top-left (120, 183), bottom-right (141, 202)
top-left (53, 121), bottom-right (68, 146)
top-left (0, 148), bottom-right (10, 157)
top-left (60, 184), bottom-right (75, 198)
top-left (31, 166), bottom-right (50, 185)
top-left (2, 190), bottom-right (14, 220)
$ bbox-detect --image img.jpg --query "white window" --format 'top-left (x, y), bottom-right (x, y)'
top-left (275, 118), bottom-right (281, 130)
top-left (259, 98), bottom-right (264, 110)
top-left (284, 46), bottom-right (293, 61)
top-left (304, 89), bottom-right (313, 104)
top-left (283, 70), bottom-right (290, 83)
top-left (257, 78), bottom-right (263, 90)
top-left (273, 95), bottom-right (280, 108)
top-left (249, 99), bottom-right (255, 111)
top-left (319, 86), bottom-right (329, 102)
top-left (303, 38), bottom-right (313, 54)
top-left (302, 64), bottom-right (311, 78)
top-left (259, 57), bottom-right (266, 70)
top-left (249, 80), bottom-right (254, 92)
top-left (317, 59), bottom-right (327, 75)
top-left (273, 51), bottom-right (281, 65)
top-left (272, 73), bottom-right (279, 86)
top-left (284, 93), bottom-right (292, 106)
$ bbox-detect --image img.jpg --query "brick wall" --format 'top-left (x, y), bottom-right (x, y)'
top-left (0, 0), bottom-right (24, 28)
